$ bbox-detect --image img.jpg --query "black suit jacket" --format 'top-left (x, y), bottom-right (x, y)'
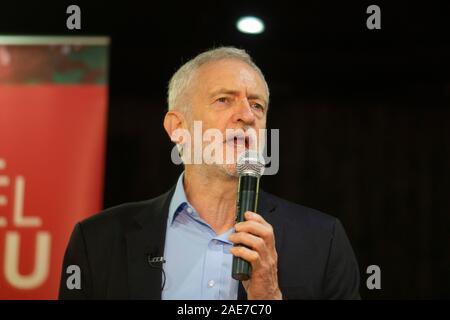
top-left (58, 185), bottom-right (360, 299)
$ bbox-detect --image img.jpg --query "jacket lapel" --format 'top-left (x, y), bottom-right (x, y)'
top-left (126, 186), bottom-right (175, 299)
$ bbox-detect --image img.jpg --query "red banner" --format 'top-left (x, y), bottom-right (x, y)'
top-left (0, 37), bottom-right (109, 299)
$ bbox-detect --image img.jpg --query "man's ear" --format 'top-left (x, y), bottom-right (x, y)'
top-left (163, 110), bottom-right (185, 143)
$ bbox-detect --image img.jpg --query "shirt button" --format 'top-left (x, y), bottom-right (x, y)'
top-left (208, 280), bottom-right (215, 288)
top-left (186, 207), bottom-right (193, 214)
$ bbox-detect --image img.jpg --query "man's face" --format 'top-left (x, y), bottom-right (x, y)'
top-left (186, 58), bottom-right (268, 177)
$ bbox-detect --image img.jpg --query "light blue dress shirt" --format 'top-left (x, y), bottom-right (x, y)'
top-left (161, 173), bottom-right (239, 300)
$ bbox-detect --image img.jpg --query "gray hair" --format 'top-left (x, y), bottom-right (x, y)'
top-left (167, 46), bottom-right (269, 113)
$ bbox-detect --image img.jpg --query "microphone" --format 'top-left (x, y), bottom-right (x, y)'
top-left (232, 150), bottom-right (265, 281)
top-left (147, 255), bottom-right (165, 267)
top-left (147, 251), bottom-right (166, 290)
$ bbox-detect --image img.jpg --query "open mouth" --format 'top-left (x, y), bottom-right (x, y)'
top-left (228, 136), bottom-right (250, 149)
top-left (232, 137), bottom-right (250, 149)
top-left (223, 129), bottom-right (256, 152)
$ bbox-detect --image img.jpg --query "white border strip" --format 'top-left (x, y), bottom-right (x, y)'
top-left (0, 36), bottom-right (110, 45)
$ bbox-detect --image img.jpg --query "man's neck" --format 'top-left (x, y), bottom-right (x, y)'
top-left (183, 165), bottom-right (238, 235)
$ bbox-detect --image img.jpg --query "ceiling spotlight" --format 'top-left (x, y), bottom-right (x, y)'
top-left (236, 16), bottom-right (265, 34)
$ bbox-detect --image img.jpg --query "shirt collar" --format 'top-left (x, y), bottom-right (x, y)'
top-left (168, 172), bottom-right (190, 224)
top-left (167, 172), bottom-right (234, 244)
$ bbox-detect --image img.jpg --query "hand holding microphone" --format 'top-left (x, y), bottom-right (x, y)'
top-left (229, 150), bottom-right (282, 299)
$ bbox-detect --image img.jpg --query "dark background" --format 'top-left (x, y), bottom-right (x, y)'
top-left (1, 1), bottom-right (449, 299)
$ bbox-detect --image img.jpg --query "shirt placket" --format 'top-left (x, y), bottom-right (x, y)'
top-left (202, 238), bottom-right (222, 299)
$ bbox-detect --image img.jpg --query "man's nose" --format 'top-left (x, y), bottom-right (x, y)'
top-left (232, 98), bottom-right (256, 125)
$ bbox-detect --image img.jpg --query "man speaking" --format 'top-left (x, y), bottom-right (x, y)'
top-left (59, 47), bottom-right (360, 300)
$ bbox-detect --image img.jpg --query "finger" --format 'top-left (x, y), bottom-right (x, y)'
top-left (235, 220), bottom-right (275, 245)
top-left (229, 231), bottom-right (267, 253)
top-left (230, 246), bottom-right (260, 269)
top-left (244, 211), bottom-right (270, 227)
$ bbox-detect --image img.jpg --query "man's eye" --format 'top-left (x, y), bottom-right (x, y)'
top-left (217, 97), bottom-right (228, 103)
top-left (252, 103), bottom-right (264, 111)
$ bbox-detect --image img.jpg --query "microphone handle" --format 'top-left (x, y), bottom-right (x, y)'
top-left (232, 174), bottom-right (260, 281)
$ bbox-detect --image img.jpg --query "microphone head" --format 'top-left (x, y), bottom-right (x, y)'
top-left (237, 150), bottom-right (265, 177)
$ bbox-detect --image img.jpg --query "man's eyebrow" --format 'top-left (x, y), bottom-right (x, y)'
top-left (209, 88), bottom-right (239, 98)
top-left (247, 94), bottom-right (267, 104)
top-left (209, 88), bottom-right (268, 105)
